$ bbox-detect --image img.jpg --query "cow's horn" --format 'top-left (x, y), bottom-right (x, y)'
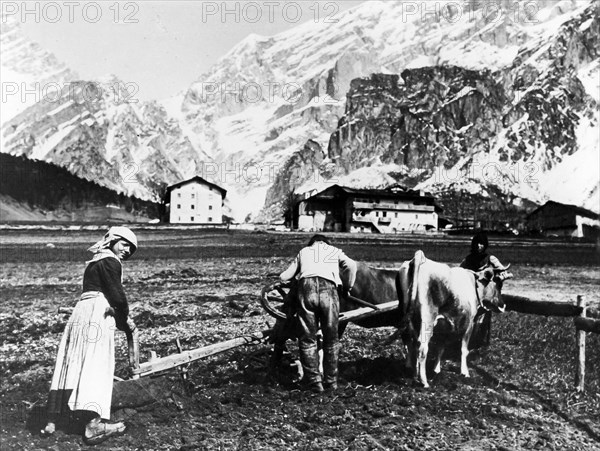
top-left (495, 263), bottom-right (511, 271)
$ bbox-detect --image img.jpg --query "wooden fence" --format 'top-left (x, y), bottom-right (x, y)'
top-left (503, 294), bottom-right (600, 392)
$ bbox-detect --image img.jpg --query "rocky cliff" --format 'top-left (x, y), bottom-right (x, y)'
top-left (262, 1), bottom-right (599, 223)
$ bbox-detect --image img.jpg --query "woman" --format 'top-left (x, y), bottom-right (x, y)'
top-left (42, 226), bottom-right (138, 445)
top-left (460, 231), bottom-right (507, 272)
top-left (460, 231), bottom-right (507, 348)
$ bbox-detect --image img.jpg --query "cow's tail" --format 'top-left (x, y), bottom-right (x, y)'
top-left (398, 250), bottom-right (426, 334)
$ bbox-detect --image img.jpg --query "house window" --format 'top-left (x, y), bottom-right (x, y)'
top-left (415, 214), bottom-right (419, 219)
top-left (382, 212), bottom-right (387, 217)
top-left (395, 213), bottom-right (398, 218)
top-left (177, 204), bottom-right (181, 209)
top-left (178, 217), bottom-right (180, 221)
top-left (191, 217), bottom-right (194, 222)
top-left (209, 205), bottom-right (213, 210)
top-left (191, 205), bottom-right (195, 209)
top-left (191, 193), bottom-right (195, 199)
top-left (208, 217), bottom-right (213, 222)
top-left (177, 193), bottom-right (181, 198)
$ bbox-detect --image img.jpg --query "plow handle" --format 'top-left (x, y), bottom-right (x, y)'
top-left (126, 328), bottom-right (140, 371)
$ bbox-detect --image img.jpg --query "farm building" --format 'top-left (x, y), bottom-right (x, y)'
top-left (165, 176), bottom-right (227, 224)
top-left (292, 185), bottom-right (440, 233)
top-left (526, 201), bottom-right (600, 239)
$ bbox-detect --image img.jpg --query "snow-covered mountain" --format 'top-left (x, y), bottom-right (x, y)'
top-left (1, 15), bottom-right (77, 122)
top-left (181, 0), bottom-right (599, 221)
top-left (1, 16), bottom-right (214, 203)
top-left (1, 0), bottom-right (598, 222)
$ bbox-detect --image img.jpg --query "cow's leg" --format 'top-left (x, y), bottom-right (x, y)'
top-left (269, 319), bottom-right (291, 371)
top-left (402, 333), bottom-right (414, 373)
top-left (460, 321), bottom-right (475, 378)
top-left (432, 343), bottom-right (444, 374)
top-left (401, 323), bottom-right (417, 375)
top-left (417, 307), bottom-right (436, 388)
top-left (483, 312), bottom-right (491, 347)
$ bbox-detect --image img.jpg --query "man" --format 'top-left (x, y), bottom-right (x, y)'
top-left (280, 234), bottom-right (357, 392)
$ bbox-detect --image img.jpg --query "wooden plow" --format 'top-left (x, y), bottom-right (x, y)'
top-left (59, 281), bottom-right (399, 385)
top-left (128, 329), bottom-right (271, 379)
top-left (121, 281), bottom-right (398, 381)
top-left (260, 282), bottom-right (400, 325)
top-left (57, 307), bottom-right (272, 382)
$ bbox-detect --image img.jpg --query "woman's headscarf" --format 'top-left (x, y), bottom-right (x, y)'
top-left (87, 226), bottom-right (138, 262)
top-left (470, 232), bottom-right (489, 253)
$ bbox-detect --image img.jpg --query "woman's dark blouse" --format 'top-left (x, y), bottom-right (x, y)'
top-left (460, 252), bottom-right (491, 271)
top-left (82, 257), bottom-right (129, 328)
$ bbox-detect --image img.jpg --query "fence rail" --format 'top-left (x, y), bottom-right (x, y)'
top-left (503, 294), bottom-right (599, 392)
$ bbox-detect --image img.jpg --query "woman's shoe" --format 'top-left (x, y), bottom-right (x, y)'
top-left (84, 419), bottom-right (126, 445)
top-left (41, 422), bottom-right (55, 436)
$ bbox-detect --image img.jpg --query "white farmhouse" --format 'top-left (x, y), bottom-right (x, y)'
top-left (165, 176), bottom-right (227, 224)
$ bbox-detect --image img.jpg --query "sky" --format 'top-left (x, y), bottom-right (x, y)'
top-left (15, 1), bottom-right (365, 101)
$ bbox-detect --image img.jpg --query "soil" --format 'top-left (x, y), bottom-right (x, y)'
top-left (1, 229), bottom-right (599, 450)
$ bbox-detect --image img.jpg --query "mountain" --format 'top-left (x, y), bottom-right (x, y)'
top-left (0, 16), bottom-right (216, 205)
top-left (1, 1), bottom-right (598, 224)
top-left (0, 15), bottom-right (77, 122)
top-left (179, 0), bottom-right (598, 222)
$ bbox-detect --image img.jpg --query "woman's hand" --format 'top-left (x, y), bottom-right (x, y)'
top-left (126, 317), bottom-right (137, 333)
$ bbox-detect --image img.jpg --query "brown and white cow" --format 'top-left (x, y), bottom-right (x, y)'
top-left (399, 250), bottom-right (512, 388)
top-left (264, 261), bottom-right (404, 369)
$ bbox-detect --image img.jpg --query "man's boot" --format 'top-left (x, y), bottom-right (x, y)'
top-left (323, 343), bottom-right (339, 390)
top-left (299, 344), bottom-right (323, 392)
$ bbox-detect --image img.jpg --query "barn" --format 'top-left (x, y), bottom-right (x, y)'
top-left (526, 201), bottom-right (600, 239)
top-left (292, 184), bottom-right (440, 233)
top-left (164, 176), bottom-right (227, 224)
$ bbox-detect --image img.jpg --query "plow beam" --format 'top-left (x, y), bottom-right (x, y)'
top-left (132, 329), bottom-right (271, 378)
top-left (339, 300), bottom-right (399, 323)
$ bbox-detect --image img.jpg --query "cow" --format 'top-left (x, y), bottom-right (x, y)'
top-left (262, 260), bottom-right (407, 374)
top-left (399, 250), bottom-right (512, 388)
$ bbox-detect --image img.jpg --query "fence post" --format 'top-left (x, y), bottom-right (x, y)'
top-left (575, 295), bottom-right (586, 392)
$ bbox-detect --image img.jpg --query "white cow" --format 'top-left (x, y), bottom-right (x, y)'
top-left (399, 250), bottom-right (512, 388)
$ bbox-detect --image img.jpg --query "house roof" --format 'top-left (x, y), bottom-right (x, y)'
top-left (526, 200), bottom-right (599, 220)
top-left (166, 176), bottom-right (227, 197)
top-left (303, 184), bottom-right (442, 211)
top-left (310, 184), bottom-right (436, 200)
top-left (314, 184), bottom-right (437, 201)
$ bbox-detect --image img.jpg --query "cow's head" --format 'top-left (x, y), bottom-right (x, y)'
top-left (475, 267), bottom-right (513, 312)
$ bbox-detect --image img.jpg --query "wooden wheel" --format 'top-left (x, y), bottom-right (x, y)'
top-left (260, 282), bottom-right (292, 320)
